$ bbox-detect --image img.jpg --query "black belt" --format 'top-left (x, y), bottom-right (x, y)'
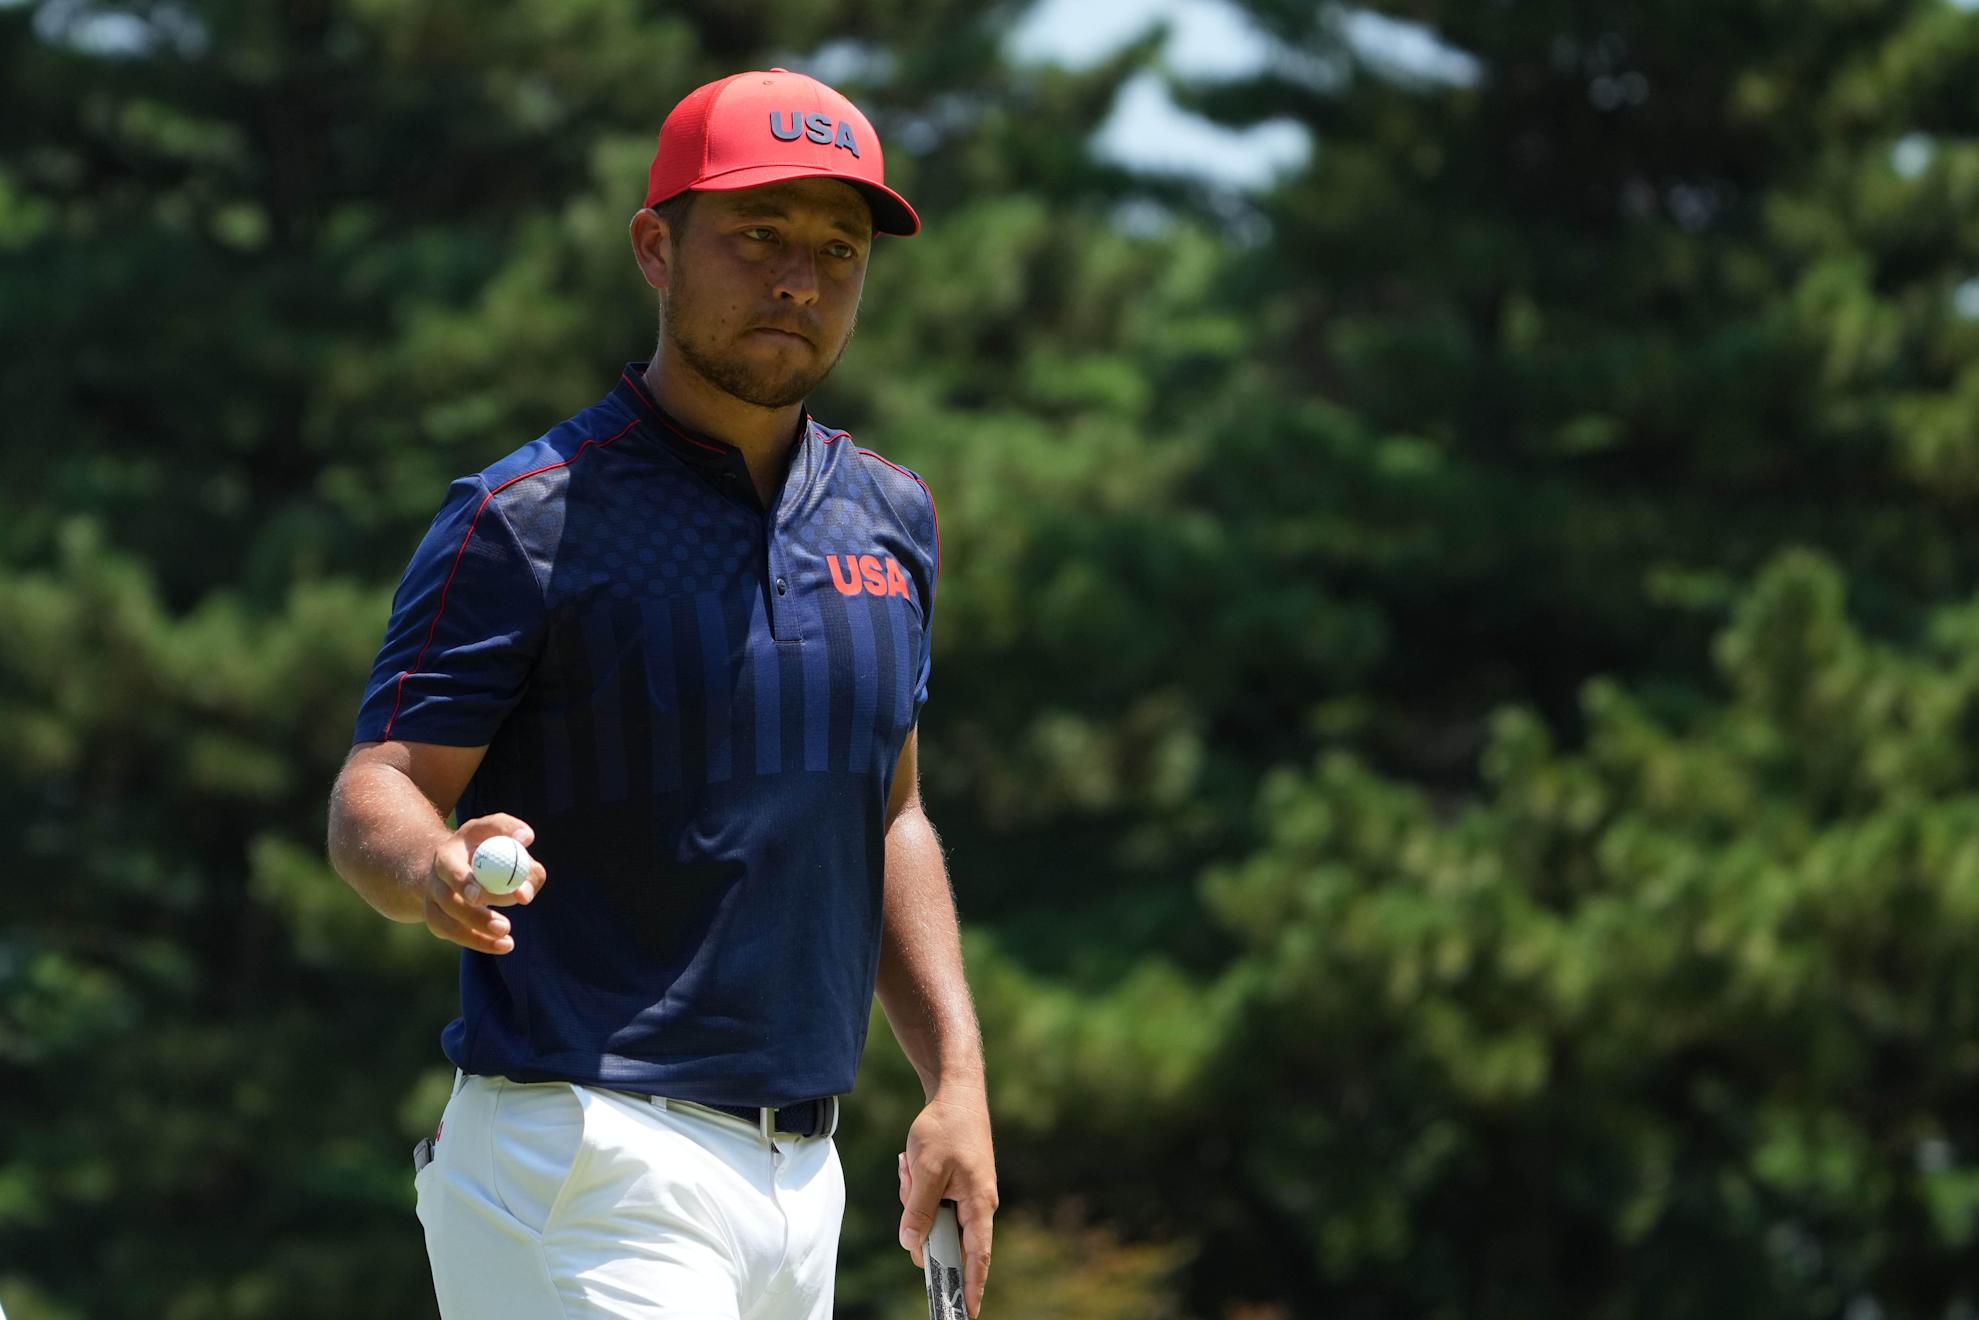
top-left (702, 1096), bottom-right (839, 1139)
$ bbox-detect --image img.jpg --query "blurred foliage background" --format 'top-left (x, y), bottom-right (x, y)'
top-left (7, 0), bottom-right (1979, 1315)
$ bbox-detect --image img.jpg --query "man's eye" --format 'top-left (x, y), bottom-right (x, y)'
top-left (827, 243), bottom-right (857, 260)
top-left (742, 227), bottom-right (775, 241)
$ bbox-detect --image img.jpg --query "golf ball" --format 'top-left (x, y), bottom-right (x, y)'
top-left (470, 835), bottom-right (530, 896)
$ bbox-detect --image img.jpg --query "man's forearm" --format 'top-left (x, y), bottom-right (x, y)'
top-left (875, 804), bottom-right (985, 1100)
top-left (326, 763), bottom-right (452, 924)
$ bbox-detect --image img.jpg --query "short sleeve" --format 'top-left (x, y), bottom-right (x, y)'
top-left (910, 473), bottom-right (939, 725)
top-left (352, 475), bottom-right (547, 747)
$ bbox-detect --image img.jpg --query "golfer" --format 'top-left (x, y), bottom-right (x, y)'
top-left (326, 68), bottom-right (995, 1319)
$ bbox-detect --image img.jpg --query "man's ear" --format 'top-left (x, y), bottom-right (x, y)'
top-left (629, 208), bottom-right (673, 293)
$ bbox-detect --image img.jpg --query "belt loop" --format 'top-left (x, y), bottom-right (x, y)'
top-left (452, 1068), bottom-right (466, 1098)
top-left (759, 1106), bottom-right (775, 1144)
top-left (826, 1096), bottom-right (840, 1139)
top-left (651, 1095), bottom-right (670, 1113)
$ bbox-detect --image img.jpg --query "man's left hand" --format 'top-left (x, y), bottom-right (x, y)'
top-left (897, 1088), bottom-right (997, 1318)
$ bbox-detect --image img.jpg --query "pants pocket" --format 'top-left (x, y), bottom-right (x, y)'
top-left (487, 1078), bottom-right (589, 1237)
top-left (413, 1147), bottom-right (437, 1235)
top-left (414, 1075), bottom-right (465, 1231)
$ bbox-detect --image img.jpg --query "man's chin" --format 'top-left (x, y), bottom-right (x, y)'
top-left (674, 332), bottom-right (837, 410)
top-left (728, 366), bottom-right (818, 409)
top-left (717, 359), bottom-right (833, 410)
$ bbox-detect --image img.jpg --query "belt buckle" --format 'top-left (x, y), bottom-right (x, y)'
top-left (757, 1096), bottom-right (840, 1141)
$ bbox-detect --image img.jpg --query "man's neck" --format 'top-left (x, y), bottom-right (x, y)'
top-left (643, 350), bottom-right (803, 507)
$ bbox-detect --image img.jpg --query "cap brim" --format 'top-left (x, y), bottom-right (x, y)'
top-left (681, 163), bottom-right (920, 237)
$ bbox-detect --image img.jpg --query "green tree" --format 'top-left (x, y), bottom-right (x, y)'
top-left (1186, 549), bottom-right (1979, 1315)
top-left (1166, 0), bottom-right (1979, 776)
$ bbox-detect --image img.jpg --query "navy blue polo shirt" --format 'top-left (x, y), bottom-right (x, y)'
top-left (352, 364), bottom-right (939, 1108)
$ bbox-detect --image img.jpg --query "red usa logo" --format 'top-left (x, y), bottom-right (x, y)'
top-left (828, 553), bottom-right (911, 598)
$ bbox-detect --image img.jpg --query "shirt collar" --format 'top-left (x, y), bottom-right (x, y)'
top-left (612, 362), bottom-right (815, 474)
top-left (614, 363), bottom-right (738, 471)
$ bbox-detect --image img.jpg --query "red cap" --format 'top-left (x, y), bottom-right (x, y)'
top-left (645, 68), bottom-right (920, 237)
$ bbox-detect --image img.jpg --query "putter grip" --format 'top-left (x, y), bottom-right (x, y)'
top-left (924, 1199), bottom-right (966, 1320)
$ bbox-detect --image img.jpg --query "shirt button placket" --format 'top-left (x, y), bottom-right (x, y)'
top-left (765, 511), bottom-right (788, 639)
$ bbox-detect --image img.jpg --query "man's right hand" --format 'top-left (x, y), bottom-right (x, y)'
top-left (423, 814), bottom-right (547, 955)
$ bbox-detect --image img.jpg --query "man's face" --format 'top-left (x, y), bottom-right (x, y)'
top-left (661, 178), bottom-right (873, 409)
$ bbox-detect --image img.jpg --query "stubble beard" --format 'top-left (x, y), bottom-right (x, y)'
top-left (664, 267), bottom-right (856, 410)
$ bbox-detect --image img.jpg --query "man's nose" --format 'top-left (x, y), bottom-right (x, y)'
top-left (773, 247), bottom-right (821, 305)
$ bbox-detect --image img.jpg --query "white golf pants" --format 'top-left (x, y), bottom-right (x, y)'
top-left (416, 1072), bottom-right (844, 1319)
